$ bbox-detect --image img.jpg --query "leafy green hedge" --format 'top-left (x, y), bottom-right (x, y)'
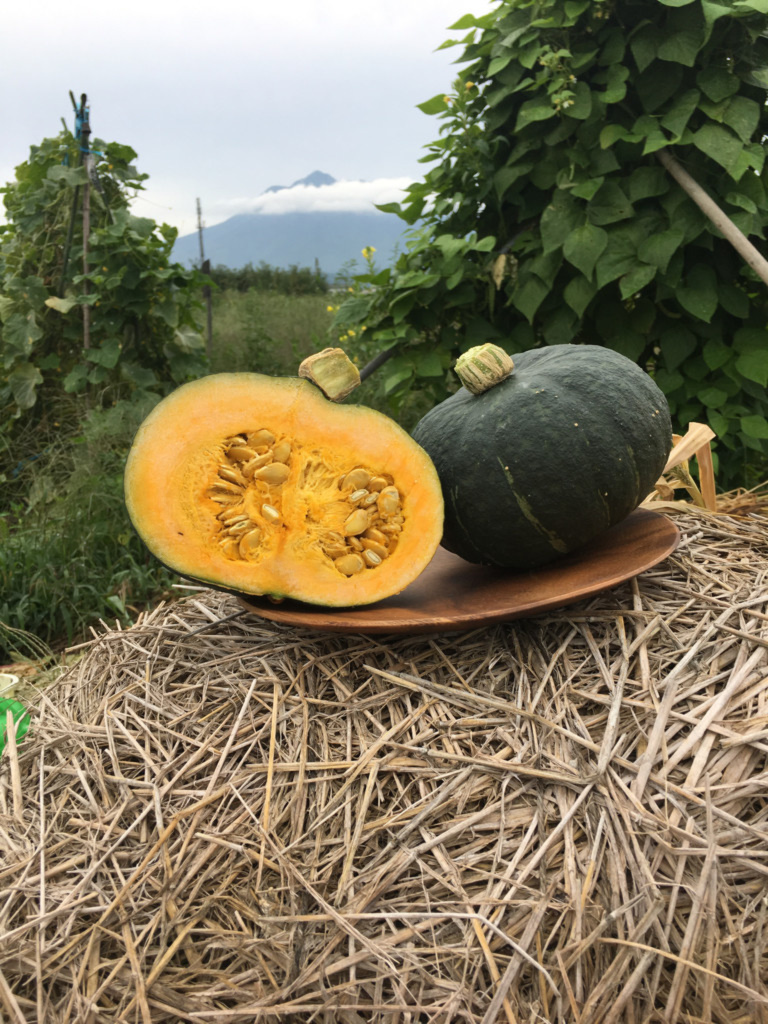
top-left (336, 0), bottom-right (768, 488)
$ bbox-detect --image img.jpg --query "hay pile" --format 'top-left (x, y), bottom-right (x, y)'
top-left (1, 504), bottom-right (767, 1023)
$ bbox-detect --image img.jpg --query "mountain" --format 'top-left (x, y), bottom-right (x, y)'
top-left (172, 172), bottom-right (410, 278)
top-left (263, 170), bottom-right (336, 194)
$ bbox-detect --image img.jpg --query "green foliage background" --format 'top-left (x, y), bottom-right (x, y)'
top-left (335, 0), bottom-right (768, 488)
top-left (0, 130), bottom-right (206, 422)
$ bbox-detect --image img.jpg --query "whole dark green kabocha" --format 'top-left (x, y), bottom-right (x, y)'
top-left (412, 343), bottom-right (673, 570)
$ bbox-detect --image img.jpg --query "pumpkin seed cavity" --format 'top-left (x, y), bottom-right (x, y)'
top-left (207, 429), bottom-right (403, 576)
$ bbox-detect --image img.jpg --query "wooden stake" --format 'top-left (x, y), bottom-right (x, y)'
top-left (196, 198), bottom-right (213, 359)
top-left (657, 148), bottom-right (768, 288)
top-left (80, 94), bottom-right (91, 350)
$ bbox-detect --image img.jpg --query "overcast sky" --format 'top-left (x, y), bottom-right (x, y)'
top-left (2, 0), bottom-right (489, 239)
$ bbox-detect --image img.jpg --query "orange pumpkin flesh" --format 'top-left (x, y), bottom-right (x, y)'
top-left (124, 373), bottom-right (444, 606)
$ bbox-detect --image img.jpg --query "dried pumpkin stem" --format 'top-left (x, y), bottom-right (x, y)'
top-left (455, 344), bottom-right (515, 395)
top-left (299, 348), bottom-right (361, 402)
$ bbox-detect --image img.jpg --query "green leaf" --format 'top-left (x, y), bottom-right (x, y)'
top-left (707, 409), bottom-right (730, 437)
top-left (529, 250), bottom-right (564, 288)
top-left (691, 124), bottom-right (743, 175)
top-left (735, 349), bottom-right (768, 386)
top-left (636, 63), bottom-right (684, 112)
top-left (174, 326), bottom-right (205, 352)
top-left (85, 338), bottom-right (122, 369)
top-left (660, 327), bottom-right (697, 370)
top-left (540, 191), bottom-right (582, 253)
top-left (47, 165), bottom-right (88, 186)
top-left (630, 25), bottom-right (662, 74)
top-left (657, 30), bottom-right (705, 67)
top-left (722, 96), bottom-right (761, 144)
top-left (571, 177), bottom-right (605, 201)
top-left (414, 349), bottom-right (444, 378)
top-left (725, 191), bottom-right (758, 214)
top-left (658, 0), bottom-right (697, 6)
top-left (511, 275), bottom-right (549, 321)
top-left (619, 263), bottom-right (657, 299)
top-left (660, 89), bottom-right (700, 138)
top-left (494, 162), bottom-right (535, 200)
top-left (637, 230), bottom-right (684, 273)
top-left (697, 68), bottom-right (739, 105)
top-left (595, 228), bottom-right (641, 288)
top-left (588, 182), bottom-right (634, 225)
top-left (563, 81), bottom-right (593, 120)
top-left (2, 312), bottom-right (43, 355)
top-left (563, 223), bottom-right (609, 280)
top-left (563, 274), bottom-right (597, 317)
top-left (515, 95), bottom-right (557, 130)
top-left (628, 166), bottom-right (669, 201)
top-left (8, 362), bottom-right (43, 409)
top-left (654, 368), bottom-right (686, 395)
top-left (45, 295), bottom-right (78, 314)
top-left (63, 364), bottom-right (90, 393)
top-left (676, 264), bottom-right (718, 321)
top-left (599, 124), bottom-right (629, 148)
top-left (605, 334), bottom-right (647, 362)
top-left (0, 296), bottom-right (14, 323)
top-left (381, 357), bottom-right (413, 395)
top-left (734, 0), bottom-right (768, 13)
top-left (701, 1), bottom-right (736, 24)
top-left (697, 385), bottom-right (729, 407)
top-left (417, 94), bottom-right (451, 116)
top-left (702, 339), bottom-right (731, 370)
top-left (740, 414), bottom-right (768, 439)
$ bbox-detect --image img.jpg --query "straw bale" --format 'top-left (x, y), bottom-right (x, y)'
top-left (1, 505), bottom-right (767, 1023)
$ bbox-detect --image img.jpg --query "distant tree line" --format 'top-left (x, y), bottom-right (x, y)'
top-left (207, 261), bottom-right (329, 296)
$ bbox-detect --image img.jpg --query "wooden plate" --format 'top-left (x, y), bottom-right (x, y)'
top-left (237, 508), bottom-right (679, 635)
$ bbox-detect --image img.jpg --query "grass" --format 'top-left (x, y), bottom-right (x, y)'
top-left (208, 289), bottom-right (335, 376)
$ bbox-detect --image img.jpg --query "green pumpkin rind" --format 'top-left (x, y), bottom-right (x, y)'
top-left (411, 345), bottom-right (673, 570)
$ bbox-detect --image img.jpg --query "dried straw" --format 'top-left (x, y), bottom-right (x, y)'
top-left (1, 503), bottom-right (767, 1023)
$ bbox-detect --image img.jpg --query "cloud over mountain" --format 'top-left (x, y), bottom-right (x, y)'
top-left (212, 176), bottom-right (412, 220)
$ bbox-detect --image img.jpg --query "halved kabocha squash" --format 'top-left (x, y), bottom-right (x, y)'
top-left (124, 351), bottom-right (444, 606)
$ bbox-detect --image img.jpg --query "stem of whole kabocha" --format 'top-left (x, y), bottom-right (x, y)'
top-left (657, 148), bottom-right (768, 288)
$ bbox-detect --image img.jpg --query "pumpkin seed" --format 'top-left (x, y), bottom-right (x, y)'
top-left (249, 429), bottom-right (276, 447)
top-left (361, 539), bottom-right (388, 560)
top-left (363, 549), bottom-right (382, 567)
top-left (367, 476), bottom-right (388, 492)
top-left (262, 504), bottom-right (281, 524)
top-left (242, 452), bottom-right (273, 478)
top-left (218, 465), bottom-right (244, 485)
top-left (377, 486), bottom-right (400, 515)
top-left (210, 492), bottom-right (241, 505)
top-left (363, 527), bottom-right (388, 545)
top-left (272, 441), bottom-right (291, 463)
top-left (227, 445), bottom-right (257, 462)
top-left (227, 519), bottom-right (254, 536)
top-left (349, 488), bottom-right (369, 503)
top-left (254, 463), bottom-right (290, 486)
top-left (209, 480), bottom-right (243, 496)
top-left (221, 513), bottom-right (249, 526)
top-left (334, 553), bottom-right (364, 576)
top-left (238, 528), bottom-right (261, 558)
top-left (363, 492), bottom-right (379, 506)
top-left (343, 509), bottom-right (370, 536)
top-left (348, 536), bottom-right (364, 551)
top-left (219, 537), bottom-right (240, 559)
top-left (341, 468), bottom-right (370, 491)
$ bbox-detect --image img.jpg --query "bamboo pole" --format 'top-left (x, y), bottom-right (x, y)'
top-left (656, 148), bottom-right (768, 287)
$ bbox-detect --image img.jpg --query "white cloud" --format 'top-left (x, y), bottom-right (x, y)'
top-left (212, 177), bottom-right (413, 219)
